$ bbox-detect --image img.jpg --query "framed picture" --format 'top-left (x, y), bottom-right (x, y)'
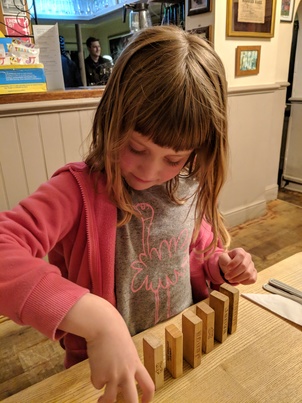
top-left (1, 0), bottom-right (27, 16)
top-left (187, 0), bottom-right (211, 16)
top-left (226, 0), bottom-right (277, 38)
top-left (188, 26), bottom-right (213, 44)
top-left (235, 46), bottom-right (261, 77)
top-left (4, 16), bottom-right (31, 38)
top-left (280, 0), bottom-right (295, 22)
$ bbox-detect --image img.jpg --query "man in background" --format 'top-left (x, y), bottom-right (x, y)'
top-left (85, 37), bottom-right (112, 86)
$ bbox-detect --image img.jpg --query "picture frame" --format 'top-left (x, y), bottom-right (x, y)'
top-left (226, 0), bottom-right (277, 38)
top-left (187, 0), bottom-right (211, 17)
top-left (235, 46), bottom-right (261, 77)
top-left (280, 0), bottom-right (295, 22)
top-left (188, 26), bottom-right (213, 44)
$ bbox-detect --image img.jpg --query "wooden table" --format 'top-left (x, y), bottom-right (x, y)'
top-left (3, 253), bottom-right (302, 403)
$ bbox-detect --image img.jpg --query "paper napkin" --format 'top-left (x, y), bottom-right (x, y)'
top-left (242, 293), bottom-right (302, 326)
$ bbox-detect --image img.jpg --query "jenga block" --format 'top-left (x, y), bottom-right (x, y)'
top-left (196, 301), bottom-right (215, 353)
top-left (165, 324), bottom-right (183, 378)
top-left (143, 334), bottom-right (164, 390)
top-left (219, 283), bottom-right (239, 334)
top-left (202, 297), bottom-right (210, 305)
top-left (209, 290), bottom-right (229, 343)
top-left (182, 311), bottom-right (202, 368)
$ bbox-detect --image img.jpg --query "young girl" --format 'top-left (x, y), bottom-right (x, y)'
top-left (0, 26), bottom-right (256, 402)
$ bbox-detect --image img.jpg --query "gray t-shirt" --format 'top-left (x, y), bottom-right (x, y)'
top-left (115, 178), bottom-right (197, 336)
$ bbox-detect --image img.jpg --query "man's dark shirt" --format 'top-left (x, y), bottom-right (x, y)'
top-left (61, 55), bottom-right (83, 88)
top-left (85, 55), bottom-right (111, 86)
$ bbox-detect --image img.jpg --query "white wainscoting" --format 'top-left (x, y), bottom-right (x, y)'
top-left (0, 84), bottom-right (286, 229)
top-left (0, 98), bottom-right (98, 211)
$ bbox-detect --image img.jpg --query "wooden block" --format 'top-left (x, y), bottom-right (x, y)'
top-left (219, 283), bottom-right (239, 334)
top-left (182, 311), bottom-right (202, 368)
top-left (209, 290), bottom-right (229, 343)
top-left (196, 301), bottom-right (215, 353)
top-left (165, 324), bottom-right (183, 378)
top-left (143, 334), bottom-right (164, 390)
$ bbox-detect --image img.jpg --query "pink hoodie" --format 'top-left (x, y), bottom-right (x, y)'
top-left (0, 162), bottom-right (224, 367)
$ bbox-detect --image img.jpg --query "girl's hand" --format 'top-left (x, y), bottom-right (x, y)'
top-left (59, 294), bottom-right (155, 403)
top-left (218, 248), bottom-right (257, 286)
top-left (87, 313), bottom-right (155, 403)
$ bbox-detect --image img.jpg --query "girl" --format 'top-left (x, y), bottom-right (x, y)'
top-left (0, 26), bottom-right (256, 403)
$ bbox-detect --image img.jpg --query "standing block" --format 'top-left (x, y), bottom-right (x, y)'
top-left (209, 290), bottom-right (229, 343)
top-left (196, 301), bottom-right (215, 353)
top-left (219, 283), bottom-right (239, 334)
top-left (165, 324), bottom-right (183, 378)
top-left (143, 334), bottom-right (164, 390)
top-left (182, 311), bottom-right (203, 368)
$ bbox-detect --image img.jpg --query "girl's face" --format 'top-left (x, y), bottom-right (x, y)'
top-left (120, 131), bottom-right (193, 191)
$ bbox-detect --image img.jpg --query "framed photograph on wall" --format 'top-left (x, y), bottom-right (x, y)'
top-left (187, 0), bottom-right (211, 16)
top-left (226, 0), bottom-right (277, 38)
top-left (280, 0), bottom-right (295, 22)
top-left (188, 26), bottom-right (213, 44)
top-left (235, 46), bottom-right (261, 77)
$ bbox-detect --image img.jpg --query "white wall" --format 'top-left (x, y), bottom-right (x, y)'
top-left (185, 0), bottom-right (300, 227)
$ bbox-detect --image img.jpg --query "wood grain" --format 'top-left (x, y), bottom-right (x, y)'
top-left (0, 88), bottom-right (105, 105)
top-left (2, 252), bottom-right (302, 403)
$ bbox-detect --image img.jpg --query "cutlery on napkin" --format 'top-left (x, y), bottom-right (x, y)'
top-left (242, 279), bottom-right (302, 326)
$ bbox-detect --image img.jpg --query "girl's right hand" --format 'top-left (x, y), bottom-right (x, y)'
top-left (87, 312), bottom-right (155, 403)
top-left (59, 293), bottom-right (155, 403)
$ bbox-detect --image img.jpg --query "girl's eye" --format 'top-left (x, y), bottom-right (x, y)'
top-left (166, 159), bottom-right (182, 167)
top-left (129, 145), bottom-right (145, 155)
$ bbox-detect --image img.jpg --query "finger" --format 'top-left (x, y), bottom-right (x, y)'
top-left (219, 252), bottom-right (232, 269)
top-left (135, 366), bottom-right (155, 403)
top-left (227, 265), bottom-right (257, 284)
top-left (119, 379), bottom-right (140, 403)
top-left (98, 382), bottom-right (119, 403)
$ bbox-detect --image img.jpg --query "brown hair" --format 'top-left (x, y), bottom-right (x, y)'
top-left (85, 25), bottom-right (230, 252)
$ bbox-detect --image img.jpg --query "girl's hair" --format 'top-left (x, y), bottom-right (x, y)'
top-left (85, 25), bottom-right (230, 252)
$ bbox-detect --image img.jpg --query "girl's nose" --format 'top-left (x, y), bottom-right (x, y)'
top-left (139, 156), bottom-right (160, 180)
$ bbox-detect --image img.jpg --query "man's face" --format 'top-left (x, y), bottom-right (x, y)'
top-left (89, 41), bottom-right (101, 58)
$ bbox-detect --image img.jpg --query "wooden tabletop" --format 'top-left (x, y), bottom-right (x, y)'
top-left (3, 253), bottom-right (302, 402)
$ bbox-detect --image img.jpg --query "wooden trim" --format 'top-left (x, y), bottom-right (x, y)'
top-left (0, 88), bottom-right (105, 105)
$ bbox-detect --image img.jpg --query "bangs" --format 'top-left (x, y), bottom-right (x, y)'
top-left (134, 96), bottom-right (210, 152)
top-left (122, 75), bottom-right (213, 152)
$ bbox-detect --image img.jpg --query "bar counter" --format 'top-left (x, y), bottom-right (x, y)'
top-left (0, 87), bottom-right (105, 105)
top-left (2, 253), bottom-right (302, 402)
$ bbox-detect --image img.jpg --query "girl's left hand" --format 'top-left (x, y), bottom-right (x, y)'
top-left (218, 248), bottom-right (257, 285)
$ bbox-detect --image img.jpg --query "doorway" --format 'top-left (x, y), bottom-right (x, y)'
top-left (279, 3), bottom-right (302, 193)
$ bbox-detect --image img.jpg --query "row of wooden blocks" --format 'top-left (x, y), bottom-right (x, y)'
top-left (143, 283), bottom-right (239, 389)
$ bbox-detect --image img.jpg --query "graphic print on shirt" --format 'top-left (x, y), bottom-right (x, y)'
top-left (131, 202), bottom-right (191, 325)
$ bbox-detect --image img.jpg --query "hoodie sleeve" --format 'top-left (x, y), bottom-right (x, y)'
top-left (0, 170), bottom-right (89, 340)
top-left (189, 220), bottom-right (225, 302)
